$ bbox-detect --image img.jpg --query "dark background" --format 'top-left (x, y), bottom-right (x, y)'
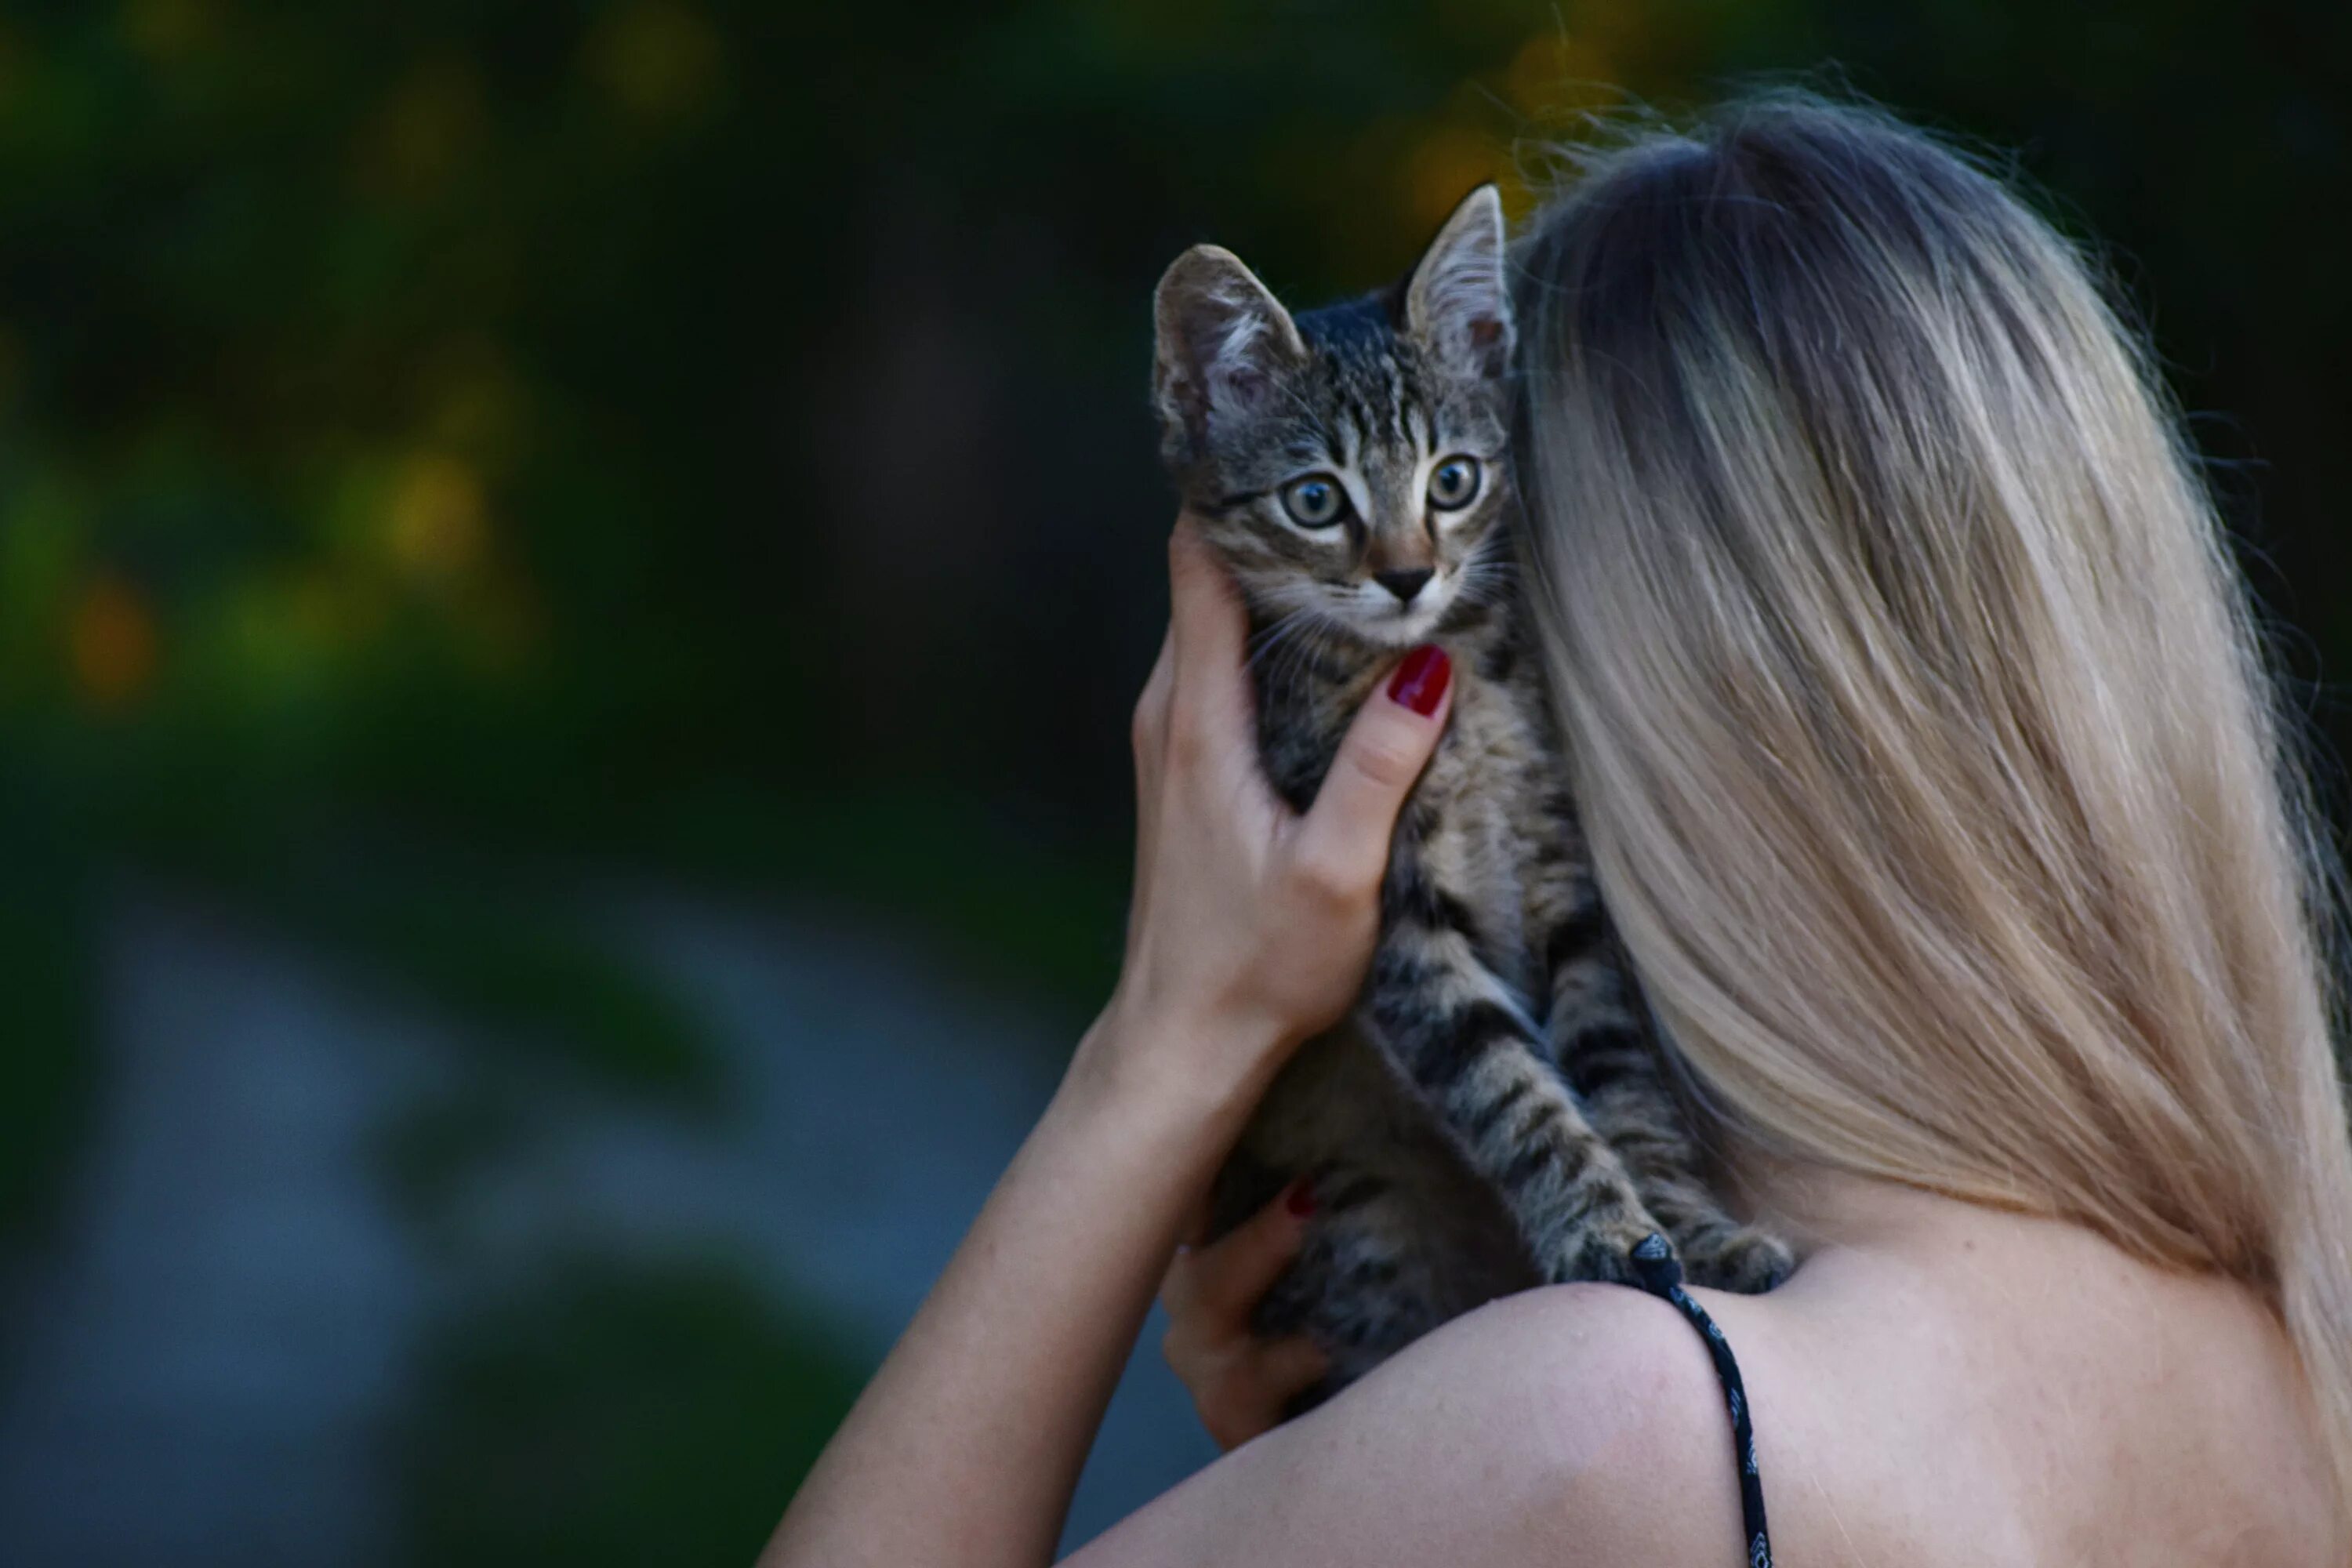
top-left (0, 2), bottom-right (2345, 1563)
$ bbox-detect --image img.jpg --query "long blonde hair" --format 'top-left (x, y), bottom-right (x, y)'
top-left (1514, 96), bottom-right (2352, 1510)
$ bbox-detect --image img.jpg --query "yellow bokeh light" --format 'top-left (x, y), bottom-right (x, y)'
top-left (70, 577), bottom-right (158, 709)
top-left (362, 59), bottom-right (487, 197)
top-left (586, 1), bottom-right (723, 125)
top-left (1403, 128), bottom-right (1501, 234)
top-left (1505, 27), bottom-right (1620, 119)
top-left (120, 0), bottom-right (216, 64)
top-left (387, 454), bottom-right (488, 579)
top-left (423, 340), bottom-right (527, 466)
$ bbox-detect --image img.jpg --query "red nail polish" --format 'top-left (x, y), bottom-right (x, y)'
top-left (1285, 1179), bottom-right (1318, 1218)
top-left (1387, 644), bottom-right (1450, 717)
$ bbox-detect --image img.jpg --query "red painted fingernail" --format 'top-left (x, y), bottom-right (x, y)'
top-left (1386, 644), bottom-right (1450, 717)
top-left (1285, 1179), bottom-right (1318, 1218)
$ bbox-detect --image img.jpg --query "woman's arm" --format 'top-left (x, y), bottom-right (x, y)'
top-left (1062, 1283), bottom-right (1757, 1568)
top-left (757, 1018), bottom-right (1243, 1568)
top-left (760, 521), bottom-right (1455, 1568)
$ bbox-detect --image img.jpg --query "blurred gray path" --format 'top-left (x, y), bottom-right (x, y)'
top-left (0, 889), bottom-right (1215, 1566)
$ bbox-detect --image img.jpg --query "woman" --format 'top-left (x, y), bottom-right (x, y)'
top-left (764, 98), bottom-right (2352, 1564)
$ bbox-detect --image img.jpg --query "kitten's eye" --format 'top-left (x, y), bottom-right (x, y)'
top-left (1281, 474), bottom-right (1348, 529)
top-left (1427, 456), bottom-right (1481, 510)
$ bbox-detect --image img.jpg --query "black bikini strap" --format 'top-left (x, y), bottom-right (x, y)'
top-left (1627, 1232), bottom-right (1773, 1568)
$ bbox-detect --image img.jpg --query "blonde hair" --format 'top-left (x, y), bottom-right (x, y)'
top-left (1513, 96), bottom-right (2352, 1512)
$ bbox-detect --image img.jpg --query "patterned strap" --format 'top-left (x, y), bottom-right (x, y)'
top-left (1626, 1232), bottom-right (1773, 1568)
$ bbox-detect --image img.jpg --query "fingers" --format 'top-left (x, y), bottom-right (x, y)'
top-left (1198, 1336), bottom-right (1330, 1451)
top-left (1163, 1181), bottom-right (1312, 1323)
top-left (1174, 1187), bottom-right (1212, 1249)
top-left (1163, 520), bottom-right (1258, 774)
top-left (1159, 1184), bottom-right (1329, 1448)
top-left (1290, 644), bottom-right (1453, 894)
top-left (1167, 518), bottom-right (1249, 678)
top-left (1250, 1338), bottom-right (1330, 1416)
top-left (1131, 626), bottom-right (1174, 782)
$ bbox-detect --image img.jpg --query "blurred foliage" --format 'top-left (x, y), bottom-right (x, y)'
top-left (394, 1256), bottom-right (862, 1568)
top-left (0, 0), bottom-right (2340, 902)
top-left (0, 768), bottom-right (94, 1237)
top-left (372, 1076), bottom-right (536, 1242)
top-left (291, 861), bottom-right (725, 1098)
top-left (0, 0), bottom-right (2345, 1559)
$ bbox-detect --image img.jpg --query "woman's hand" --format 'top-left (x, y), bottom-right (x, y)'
top-left (766, 518), bottom-right (1447, 1568)
top-left (1160, 1183), bottom-right (1330, 1450)
top-left (1080, 520), bottom-right (1454, 1118)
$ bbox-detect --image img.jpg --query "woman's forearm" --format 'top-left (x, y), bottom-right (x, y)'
top-left (761, 1008), bottom-right (1261, 1568)
top-left (764, 524), bottom-right (1447, 1566)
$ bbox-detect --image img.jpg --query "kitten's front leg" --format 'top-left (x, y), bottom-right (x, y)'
top-left (1543, 927), bottom-right (1795, 1294)
top-left (1361, 914), bottom-right (1662, 1285)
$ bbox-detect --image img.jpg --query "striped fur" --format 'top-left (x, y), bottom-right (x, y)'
top-left (1152, 187), bottom-right (1791, 1400)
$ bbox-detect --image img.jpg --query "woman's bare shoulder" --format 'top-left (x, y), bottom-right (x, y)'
top-left (1081, 1202), bottom-right (2341, 1568)
top-left (1371, 1283), bottom-right (1766, 1564)
top-left (1689, 1210), bottom-right (2347, 1568)
top-left (1069, 1282), bottom-right (1764, 1568)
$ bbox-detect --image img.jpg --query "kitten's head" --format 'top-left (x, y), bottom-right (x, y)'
top-left (1151, 186), bottom-right (1515, 649)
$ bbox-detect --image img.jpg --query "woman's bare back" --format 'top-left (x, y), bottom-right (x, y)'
top-left (1692, 1175), bottom-right (2342, 1566)
top-left (1066, 1169), bottom-right (2338, 1568)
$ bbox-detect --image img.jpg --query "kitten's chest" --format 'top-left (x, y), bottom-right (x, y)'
top-left (1250, 644), bottom-right (1384, 812)
top-left (1251, 635), bottom-right (1555, 986)
top-left (1248, 628), bottom-right (1544, 800)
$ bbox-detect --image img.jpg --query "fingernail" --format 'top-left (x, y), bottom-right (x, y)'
top-left (1386, 644), bottom-right (1450, 717)
top-left (1285, 1178), bottom-right (1318, 1218)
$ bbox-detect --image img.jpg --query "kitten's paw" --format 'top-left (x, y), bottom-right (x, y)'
top-left (1682, 1225), bottom-right (1796, 1294)
top-left (1547, 1210), bottom-right (1671, 1287)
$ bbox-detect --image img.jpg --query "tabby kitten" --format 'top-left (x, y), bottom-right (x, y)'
top-left (1151, 187), bottom-right (1791, 1396)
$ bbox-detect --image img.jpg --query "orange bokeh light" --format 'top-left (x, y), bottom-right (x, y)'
top-left (69, 577), bottom-right (158, 709)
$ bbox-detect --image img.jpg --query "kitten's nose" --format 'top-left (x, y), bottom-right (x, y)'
top-left (1374, 568), bottom-right (1433, 604)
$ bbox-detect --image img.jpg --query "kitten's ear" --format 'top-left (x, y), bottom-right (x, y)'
top-left (1404, 183), bottom-right (1512, 379)
top-left (1152, 245), bottom-right (1306, 446)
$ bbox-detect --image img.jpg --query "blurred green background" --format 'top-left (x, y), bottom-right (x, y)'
top-left (0, 2), bottom-right (2344, 1563)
